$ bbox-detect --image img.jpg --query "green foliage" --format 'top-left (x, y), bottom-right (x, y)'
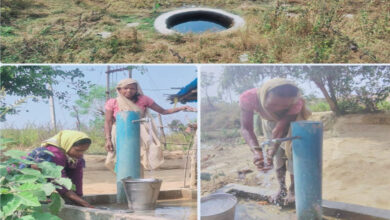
top-left (0, 146), bottom-right (70, 219)
top-left (0, 124), bottom-right (57, 149)
top-left (308, 100), bottom-right (331, 112)
top-left (0, 66), bottom-right (91, 120)
top-left (338, 99), bottom-right (364, 114)
top-left (218, 65), bottom-right (390, 115)
top-left (153, 0), bottom-right (160, 13)
top-left (0, 26), bottom-right (15, 37)
top-left (377, 101), bottom-right (390, 112)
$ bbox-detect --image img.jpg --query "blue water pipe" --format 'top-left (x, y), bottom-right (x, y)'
top-left (292, 121), bottom-right (323, 220)
top-left (116, 111), bottom-right (141, 203)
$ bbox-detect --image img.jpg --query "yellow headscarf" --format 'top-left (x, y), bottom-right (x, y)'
top-left (257, 78), bottom-right (311, 121)
top-left (116, 78), bottom-right (143, 114)
top-left (256, 78), bottom-right (311, 159)
top-left (41, 130), bottom-right (90, 152)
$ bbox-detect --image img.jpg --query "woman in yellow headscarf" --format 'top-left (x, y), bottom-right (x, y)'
top-left (28, 130), bottom-right (93, 208)
top-left (240, 78), bottom-right (311, 206)
top-left (104, 78), bottom-right (195, 176)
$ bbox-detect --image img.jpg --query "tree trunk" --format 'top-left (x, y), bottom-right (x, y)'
top-left (73, 106), bottom-right (81, 131)
top-left (313, 78), bottom-right (341, 115)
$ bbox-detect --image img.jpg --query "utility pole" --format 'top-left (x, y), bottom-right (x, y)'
top-left (106, 66), bottom-right (133, 99)
top-left (128, 67), bottom-right (132, 78)
top-left (48, 83), bottom-right (57, 132)
top-left (106, 66), bottom-right (110, 101)
top-left (157, 114), bottom-right (167, 150)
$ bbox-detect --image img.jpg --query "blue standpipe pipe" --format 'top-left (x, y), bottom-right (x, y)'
top-left (292, 121), bottom-right (323, 220)
top-left (116, 111), bottom-right (141, 203)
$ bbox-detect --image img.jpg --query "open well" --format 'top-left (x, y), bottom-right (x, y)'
top-left (154, 8), bottom-right (245, 35)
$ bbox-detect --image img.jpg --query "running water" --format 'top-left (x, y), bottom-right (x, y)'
top-left (257, 148), bottom-right (275, 188)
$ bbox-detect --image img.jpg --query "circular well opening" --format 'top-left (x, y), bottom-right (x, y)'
top-left (154, 8), bottom-right (245, 35)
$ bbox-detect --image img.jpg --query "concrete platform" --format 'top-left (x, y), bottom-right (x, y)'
top-left (59, 189), bottom-right (197, 220)
top-left (214, 184), bottom-right (390, 220)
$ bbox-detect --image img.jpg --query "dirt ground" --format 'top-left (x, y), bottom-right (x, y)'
top-left (83, 151), bottom-right (191, 195)
top-left (201, 113), bottom-right (390, 210)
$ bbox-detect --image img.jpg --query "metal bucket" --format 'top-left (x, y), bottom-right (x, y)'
top-left (121, 177), bottom-right (162, 211)
top-left (201, 193), bottom-right (237, 220)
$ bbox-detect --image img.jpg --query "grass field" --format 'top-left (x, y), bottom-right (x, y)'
top-left (1, 0), bottom-right (389, 63)
top-left (0, 123), bottom-right (192, 154)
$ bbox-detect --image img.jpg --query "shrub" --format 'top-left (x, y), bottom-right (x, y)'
top-left (377, 101), bottom-right (390, 112)
top-left (0, 144), bottom-right (72, 219)
top-left (308, 101), bottom-right (331, 112)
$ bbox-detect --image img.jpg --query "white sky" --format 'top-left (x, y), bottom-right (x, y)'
top-left (200, 65), bottom-right (322, 102)
top-left (2, 65), bottom-right (198, 130)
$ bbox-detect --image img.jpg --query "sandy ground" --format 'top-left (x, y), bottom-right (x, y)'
top-left (201, 113), bottom-right (390, 210)
top-left (83, 151), bottom-right (191, 195)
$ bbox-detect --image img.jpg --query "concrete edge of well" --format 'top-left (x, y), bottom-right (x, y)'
top-left (322, 200), bottom-right (390, 220)
top-left (82, 188), bottom-right (197, 203)
top-left (59, 189), bottom-right (197, 220)
top-left (212, 183), bottom-right (390, 220)
top-left (154, 7), bottom-right (245, 35)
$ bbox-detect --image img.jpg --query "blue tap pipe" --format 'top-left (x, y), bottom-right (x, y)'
top-left (116, 111), bottom-right (141, 203)
top-left (292, 121), bottom-right (323, 220)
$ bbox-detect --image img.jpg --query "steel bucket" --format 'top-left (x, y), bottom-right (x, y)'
top-left (201, 193), bottom-right (237, 220)
top-left (121, 177), bottom-right (162, 211)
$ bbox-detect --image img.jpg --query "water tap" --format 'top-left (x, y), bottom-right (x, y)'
top-left (260, 136), bottom-right (300, 148)
top-left (131, 118), bottom-right (150, 123)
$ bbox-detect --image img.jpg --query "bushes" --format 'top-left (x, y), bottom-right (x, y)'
top-left (0, 146), bottom-right (71, 219)
top-left (308, 100), bottom-right (331, 112)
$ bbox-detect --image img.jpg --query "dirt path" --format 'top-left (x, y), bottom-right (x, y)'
top-left (83, 153), bottom-right (188, 195)
top-left (201, 113), bottom-right (390, 210)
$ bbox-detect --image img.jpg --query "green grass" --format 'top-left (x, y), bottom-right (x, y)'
top-left (308, 100), bottom-right (331, 112)
top-left (0, 26), bottom-right (16, 36)
top-left (0, 123), bottom-right (191, 154)
top-left (1, 0), bottom-right (389, 63)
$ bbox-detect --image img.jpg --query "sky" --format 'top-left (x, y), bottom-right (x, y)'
top-left (3, 65), bottom-right (198, 130)
top-left (200, 65), bottom-right (322, 102)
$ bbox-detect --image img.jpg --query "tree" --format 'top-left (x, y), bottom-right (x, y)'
top-left (168, 119), bottom-right (185, 133)
top-left (219, 66), bottom-right (390, 115)
top-left (70, 85), bottom-right (108, 131)
top-left (200, 73), bottom-right (216, 109)
top-left (0, 66), bottom-right (91, 121)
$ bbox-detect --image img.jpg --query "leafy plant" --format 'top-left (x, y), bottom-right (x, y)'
top-left (377, 101), bottom-right (390, 112)
top-left (0, 147), bottom-right (72, 219)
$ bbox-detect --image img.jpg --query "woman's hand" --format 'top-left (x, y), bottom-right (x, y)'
top-left (105, 140), bottom-right (114, 152)
top-left (181, 105), bottom-right (196, 112)
top-left (272, 119), bottom-right (289, 139)
top-left (253, 149), bottom-right (265, 170)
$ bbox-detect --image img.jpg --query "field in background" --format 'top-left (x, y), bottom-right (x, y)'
top-left (0, 123), bottom-right (192, 154)
top-left (201, 99), bottom-right (390, 143)
top-left (1, 0), bottom-right (389, 63)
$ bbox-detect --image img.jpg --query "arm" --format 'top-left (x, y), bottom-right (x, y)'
top-left (240, 108), bottom-right (260, 152)
top-left (64, 191), bottom-right (93, 208)
top-left (104, 109), bottom-right (114, 152)
top-left (65, 160), bottom-right (93, 208)
top-left (272, 114), bottom-right (297, 139)
top-left (267, 114), bottom-right (298, 159)
top-left (148, 102), bottom-right (195, 115)
top-left (240, 108), bottom-right (268, 171)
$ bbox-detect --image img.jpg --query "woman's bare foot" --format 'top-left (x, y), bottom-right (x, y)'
top-left (284, 189), bottom-right (295, 206)
top-left (268, 187), bottom-right (287, 205)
